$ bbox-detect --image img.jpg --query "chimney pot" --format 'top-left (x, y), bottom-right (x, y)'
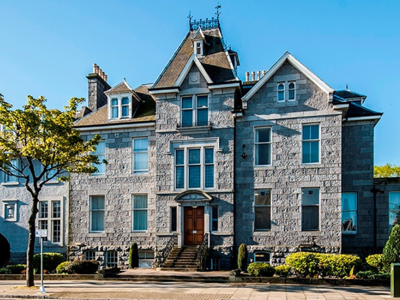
top-left (257, 71), bottom-right (260, 80)
top-left (245, 72), bottom-right (249, 82)
top-left (262, 70), bottom-right (267, 77)
top-left (251, 71), bottom-right (255, 81)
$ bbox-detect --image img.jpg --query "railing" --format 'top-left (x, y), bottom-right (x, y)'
top-left (196, 233), bottom-right (209, 270)
top-left (156, 234), bottom-right (178, 267)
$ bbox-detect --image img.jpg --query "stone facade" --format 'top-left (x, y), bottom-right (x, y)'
top-left (0, 176), bottom-right (68, 263)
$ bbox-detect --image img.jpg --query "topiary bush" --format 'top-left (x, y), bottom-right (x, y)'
top-left (56, 261), bottom-right (72, 274)
top-left (382, 224), bottom-right (400, 272)
top-left (274, 264), bottom-right (291, 277)
top-left (0, 233), bottom-right (10, 267)
top-left (237, 243), bottom-right (248, 272)
top-left (366, 254), bottom-right (384, 273)
top-left (247, 262), bottom-right (275, 277)
top-left (129, 242), bottom-right (139, 269)
top-left (65, 260), bottom-right (98, 274)
top-left (33, 252), bottom-right (64, 273)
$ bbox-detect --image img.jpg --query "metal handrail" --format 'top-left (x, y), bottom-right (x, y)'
top-left (196, 233), bottom-right (209, 270)
top-left (157, 234), bottom-right (178, 267)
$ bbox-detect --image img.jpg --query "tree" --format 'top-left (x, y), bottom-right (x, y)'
top-left (382, 224), bottom-right (400, 272)
top-left (129, 242), bottom-right (139, 269)
top-left (374, 163), bottom-right (400, 178)
top-left (0, 94), bottom-right (103, 287)
top-left (237, 243), bottom-right (248, 272)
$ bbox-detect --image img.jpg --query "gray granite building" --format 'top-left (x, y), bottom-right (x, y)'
top-left (66, 17), bottom-right (395, 270)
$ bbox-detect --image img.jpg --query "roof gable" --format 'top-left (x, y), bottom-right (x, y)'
top-left (174, 53), bottom-right (213, 87)
top-left (105, 80), bottom-right (141, 103)
top-left (242, 52), bottom-right (334, 108)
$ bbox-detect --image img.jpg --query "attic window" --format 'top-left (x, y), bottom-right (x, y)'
top-left (277, 81), bottom-right (296, 102)
top-left (108, 95), bottom-right (132, 120)
top-left (194, 41), bottom-right (203, 56)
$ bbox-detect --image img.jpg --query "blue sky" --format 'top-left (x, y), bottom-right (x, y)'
top-left (1, 0), bottom-right (399, 166)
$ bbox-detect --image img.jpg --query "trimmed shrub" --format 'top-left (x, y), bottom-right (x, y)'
top-left (247, 262), bottom-right (275, 277)
top-left (237, 243), bottom-right (248, 272)
top-left (382, 224), bottom-right (400, 272)
top-left (33, 252), bottom-right (64, 273)
top-left (285, 252), bottom-right (319, 277)
top-left (274, 264), bottom-right (291, 277)
top-left (7, 264), bottom-right (26, 274)
top-left (129, 242), bottom-right (139, 269)
top-left (366, 254), bottom-right (384, 273)
top-left (318, 254), bottom-right (362, 277)
top-left (356, 270), bottom-right (390, 280)
top-left (285, 252), bottom-right (362, 278)
top-left (0, 233), bottom-right (10, 267)
top-left (65, 260), bottom-right (98, 274)
top-left (0, 267), bottom-right (11, 274)
top-left (56, 261), bottom-right (72, 274)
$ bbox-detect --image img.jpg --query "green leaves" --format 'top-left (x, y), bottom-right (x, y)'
top-left (374, 163), bottom-right (400, 178)
top-left (0, 95), bottom-right (103, 184)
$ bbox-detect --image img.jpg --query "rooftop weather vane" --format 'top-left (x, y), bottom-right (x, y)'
top-left (188, 11), bottom-right (192, 24)
top-left (215, 3), bottom-right (221, 20)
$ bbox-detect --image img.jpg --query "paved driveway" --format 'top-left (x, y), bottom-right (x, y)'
top-left (0, 280), bottom-right (393, 299)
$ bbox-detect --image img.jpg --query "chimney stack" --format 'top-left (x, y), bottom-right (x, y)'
top-left (87, 63), bottom-right (111, 111)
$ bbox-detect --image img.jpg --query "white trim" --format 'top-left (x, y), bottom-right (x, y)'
top-left (37, 196), bottom-right (64, 245)
top-left (76, 122), bottom-right (155, 132)
top-left (333, 104), bottom-right (349, 109)
top-left (2, 199), bottom-right (18, 222)
top-left (344, 116), bottom-right (382, 122)
top-left (174, 53), bottom-right (213, 87)
top-left (149, 88), bottom-right (180, 95)
top-left (242, 52), bottom-right (334, 107)
top-left (208, 82), bottom-right (240, 90)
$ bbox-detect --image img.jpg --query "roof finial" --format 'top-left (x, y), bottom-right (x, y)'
top-left (215, 3), bottom-right (221, 20)
top-left (346, 83), bottom-right (349, 90)
top-left (188, 11), bottom-right (193, 29)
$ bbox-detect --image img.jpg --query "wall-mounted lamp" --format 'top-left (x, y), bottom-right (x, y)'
top-left (241, 144), bottom-right (247, 159)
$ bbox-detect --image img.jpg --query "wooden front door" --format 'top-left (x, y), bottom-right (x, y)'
top-left (184, 206), bottom-right (204, 245)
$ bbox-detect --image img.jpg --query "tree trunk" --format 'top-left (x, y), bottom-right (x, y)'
top-left (26, 195), bottom-right (39, 287)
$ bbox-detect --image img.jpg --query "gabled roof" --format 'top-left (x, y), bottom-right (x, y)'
top-left (105, 80), bottom-right (142, 103)
top-left (191, 27), bottom-right (205, 41)
top-left (74, 84), bottom-right (156, 128)
top-left (151, 27), bottom-right (237, 90)
top-left (242, 52), bottom-right (335, 108)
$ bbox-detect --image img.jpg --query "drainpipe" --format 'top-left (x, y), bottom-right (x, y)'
top-left (232, 110), bottom-right (237, 269)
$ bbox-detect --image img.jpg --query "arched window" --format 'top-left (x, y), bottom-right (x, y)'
top-left (288, 82), bottom-right (296, 100)
top-left (277, 83), bottom-right (285, 101)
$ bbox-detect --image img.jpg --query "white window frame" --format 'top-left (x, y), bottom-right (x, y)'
top-left (132, 137), bottom-right (148, 174)
top-left (174, 146), bottom-right (214, 190)
top-left (181, 95), bottom-right (208, 127)
top-left (92, 141), bottom-right (106, 175)
top-left (37, 197), bottom-right (63, 245)
top-left (132, 194), bottom-right (148, 232)
top-left (90, 195), bottom-right (105, 233)
top-left (302, 124), bottom-right (320, 164)
top-left (106, 251), bottom-right (118, 268)
top-left (277, 81), bottom-right (296, 102)
top-left (254, 190), bottom-right (271, 231)
top-left (301, 188), bottom-right (320, 231)
top-left (5, 159), bottom-right (19, 184)
top-left (107, 94), bottom-right (132, 120)
top-left (194, 41), bottom-right (203, 56)
top-left (2, 200), bottom-right (18, 222)
top-left (254, 127), bottom-right (272, 166)
top-left (342, 192), bottom-right (357, 234)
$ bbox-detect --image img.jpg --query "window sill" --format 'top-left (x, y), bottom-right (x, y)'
top-left (176, 124), bottom-right (212, 134)
top-left (44, 180), bottom-right (59, 185)
top-left (253, 230), bottom-right (272, 235)
top-left (3, 218), bottom-right (17, 222)
top-left (1, 182), bottom-right (19, 186)
top-left (254, 165), bottom-right (273, 169)
top-left (301, 163), bottom-right (321, 167)
top-left (210, 231), bottom-right (234, 236)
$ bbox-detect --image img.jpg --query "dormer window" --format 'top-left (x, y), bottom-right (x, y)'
top-left (194, 41), bottom-right (203, 56)
top-left (108, 94), bottom-right (132, 120)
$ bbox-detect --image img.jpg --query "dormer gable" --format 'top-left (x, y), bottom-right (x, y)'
top-left (191, 27), bottom-right (206, 57)
top-left (105, 80), bottom-right (141, 120)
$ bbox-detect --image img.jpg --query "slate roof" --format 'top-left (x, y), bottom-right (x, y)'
top-left (151, 28), bottom-right (236, 89)
top-left (335, 90), bottom-right (367, 99)
top-left (74, 84), bottom-right (155, 127)
top-left (332, 94), bottom-right (382, 119)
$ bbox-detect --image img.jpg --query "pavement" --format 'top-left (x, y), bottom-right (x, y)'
top-left (0, 269), bottom-right (394, 300)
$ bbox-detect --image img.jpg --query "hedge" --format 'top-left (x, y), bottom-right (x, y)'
top-left (247, 262), bottom-right (275, 277)
top-left (33, 252), bottom-right (64, 272)
top-left (285, 252), bottom-right (362, 278)
top-left (65, 260), bottom-right (98, 274)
